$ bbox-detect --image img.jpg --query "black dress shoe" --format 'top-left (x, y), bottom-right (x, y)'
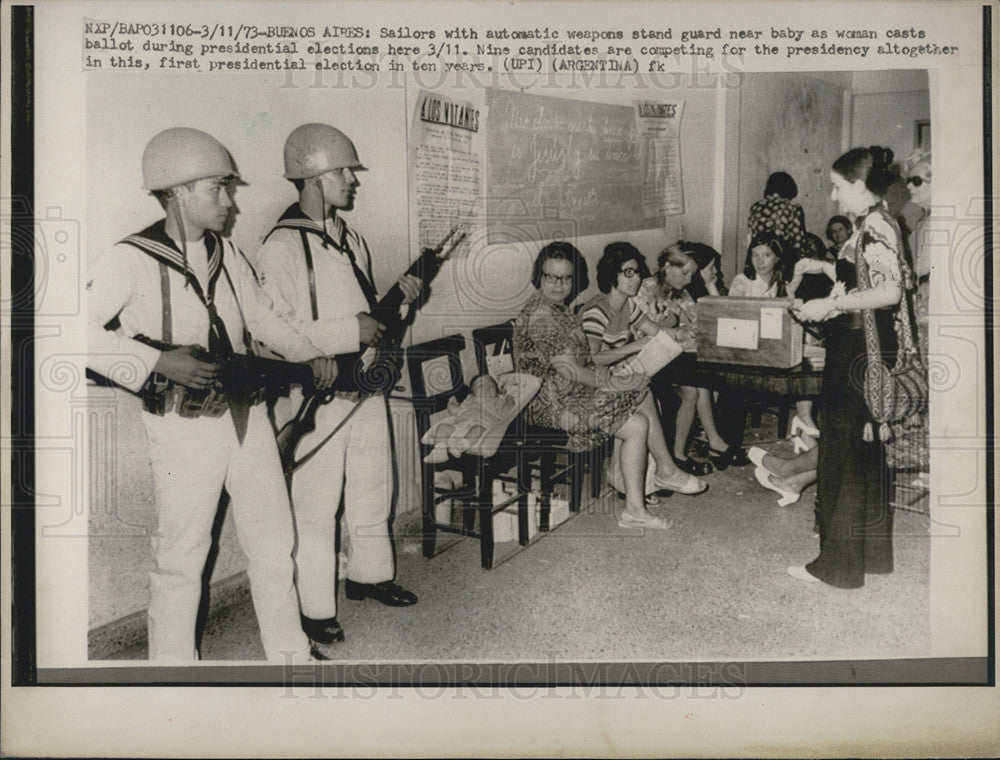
top-left (301, 614), bottom-right (345, 645)
top-left (686, 438), bottom-right (711, 459)
top-left (309, 645), bottom-right (333, 661)
top-left (675, 457), bottom-right (713, 477)
top-left (727, 448), bottom-right (752, 467)
top-left (345, 580), bottom-right (418, 607)
top-left (708, 444), bottom-right (751, 470)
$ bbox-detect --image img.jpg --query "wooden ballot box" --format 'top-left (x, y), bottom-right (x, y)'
top-left (695, 296), bottom-right (803, 368)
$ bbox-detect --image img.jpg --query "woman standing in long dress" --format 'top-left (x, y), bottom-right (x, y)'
top-left (788, 146), bottom-right (909, 588)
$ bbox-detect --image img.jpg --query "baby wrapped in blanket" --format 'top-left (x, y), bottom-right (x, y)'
top-left (421, 373), bottom-right (540, 462)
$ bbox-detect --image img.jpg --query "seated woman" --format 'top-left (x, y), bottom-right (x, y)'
top-left (685, 242), bottom-right (728, 299)
top-left (578, 241), bottom-right (655, 370)
top-left (752, 231), bottom-right (866, 505)
top-left (747, 444), bottom-right (817, 508)
top-left (636, 243), bottom-right (749, 473)
top-left (730, 233), bottom-right (788, 298)
top-left (513, 241), bottom-right (707, 531)
top-left (579, 241), bottom-right (673, 494)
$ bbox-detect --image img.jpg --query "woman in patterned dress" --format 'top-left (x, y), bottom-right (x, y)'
top-left (748, 171), bottom-right (807, 264)
top-left (787, 146), bottom-right (910, 588)
top-left (513, 242), bottom-right (706, 531)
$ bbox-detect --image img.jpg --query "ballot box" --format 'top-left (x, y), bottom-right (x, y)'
top-left (695, 296), bottom-right (803, 368)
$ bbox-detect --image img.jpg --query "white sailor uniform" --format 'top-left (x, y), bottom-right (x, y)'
top-left (87, 219), bottom-right (324, 661)
top-left (256, 206), bottom-right (395, 621)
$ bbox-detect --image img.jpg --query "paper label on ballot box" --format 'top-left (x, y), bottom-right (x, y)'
top-left (716, 318), bottom-right (759, 350)
top-left (759, 307), bottom-right (784, 340)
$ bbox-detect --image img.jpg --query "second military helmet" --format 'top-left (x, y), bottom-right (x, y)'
top-left (283, 123), bottom-right (364, 180)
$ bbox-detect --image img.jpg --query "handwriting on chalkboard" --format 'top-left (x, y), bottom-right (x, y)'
top-left (486, 88), bottom-right (663, 242)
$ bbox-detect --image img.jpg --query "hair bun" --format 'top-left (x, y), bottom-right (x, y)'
top-left (868, 145), bottom-right (895, 171)
top-left (865, 146), bottom-right (898, 195)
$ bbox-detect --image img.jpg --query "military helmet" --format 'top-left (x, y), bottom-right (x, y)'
top-left (141, 127), bottom-right (239, 191)
top-left (283, 123), bottom-right (363, 180)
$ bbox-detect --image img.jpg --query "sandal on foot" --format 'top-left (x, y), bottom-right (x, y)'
top-left (653, 472), bottom-right (708, 496)
top-left (617, 511), bottom-right (673, 530)
top-left (608, 474), bottom-right (662, 506)
top-left (708, 444), bottom-right (751, 469)
top-left (790, 415), bottom-right (820, 438)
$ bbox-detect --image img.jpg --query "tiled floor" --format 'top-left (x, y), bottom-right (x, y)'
top-left (102, 433), bottom-right (932, 664)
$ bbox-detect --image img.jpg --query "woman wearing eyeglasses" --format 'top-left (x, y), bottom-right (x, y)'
top-left (513, 241), bottom-right (706, 531)
top-left (578, 242), bottom-right (657, 370)
top-left (905, 149), bottom-right (931, 353)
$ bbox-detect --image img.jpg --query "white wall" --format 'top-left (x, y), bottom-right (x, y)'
top-left (849, 70), bottom-right (930, 216)
top-left (851, 89), bottom-right (930, 169)
top-left (720, 72), bottom-right (847, 280)
top-left (87, 71), bottom-right (410, 293)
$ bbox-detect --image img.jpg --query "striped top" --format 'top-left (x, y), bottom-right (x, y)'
top-left (578, 293), bottom-right (646, 350)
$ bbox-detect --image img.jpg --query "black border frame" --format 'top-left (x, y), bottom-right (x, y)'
top-left (10, 1), bottom-right (37, 688)
top-left (6, 2), bottom-right (995, 689)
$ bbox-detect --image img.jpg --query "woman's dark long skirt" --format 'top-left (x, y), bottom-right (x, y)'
top-left (807, 319), bottom-right (894, 588)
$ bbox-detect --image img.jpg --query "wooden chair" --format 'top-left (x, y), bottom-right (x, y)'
top-left (405, 334), bottom-right (525, 569)
top-left (471, 321), bottom-right (591, 528)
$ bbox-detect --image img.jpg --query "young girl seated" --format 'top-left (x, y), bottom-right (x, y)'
top-left (730, 234), bottom-right (788, 298)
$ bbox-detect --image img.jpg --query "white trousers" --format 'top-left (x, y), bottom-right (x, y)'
top-left (143, 404), bottom-right (309, 661)
top-left (278, 392), bottom-right (395, 619)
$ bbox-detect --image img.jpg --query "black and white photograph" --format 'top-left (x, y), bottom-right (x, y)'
top-left (3, 0), bottom-right (996, 756)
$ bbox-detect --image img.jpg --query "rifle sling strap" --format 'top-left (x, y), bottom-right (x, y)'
top-left (299, 229), bottom-right (320, 321)
top-left (288, 396), bottom-right (365, 475)
top-left (159, 262), bottom-right (172, 344)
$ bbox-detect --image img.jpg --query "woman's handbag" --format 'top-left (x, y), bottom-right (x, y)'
top-left (855, 210), bottom-right (929, 468)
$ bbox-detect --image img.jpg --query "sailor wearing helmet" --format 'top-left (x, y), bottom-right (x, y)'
top-left (256, 123), bottom-right (420, 655)
top-left (87, 127), bottom-right (339, 661)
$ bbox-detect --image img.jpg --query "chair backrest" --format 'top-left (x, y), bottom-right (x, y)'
top-left (405, 335), bottom-right (469, 435)
top-left (471, 321), bottom-right (516, 378)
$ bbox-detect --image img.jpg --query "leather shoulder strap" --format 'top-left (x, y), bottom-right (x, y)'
top-left (299, 229), bottom-right (319, 321)
top-left (158, 262), bottom-right (172, 344)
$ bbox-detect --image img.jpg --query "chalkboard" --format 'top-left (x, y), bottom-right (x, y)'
top-left (485, 88), bottom-right (664, 243)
